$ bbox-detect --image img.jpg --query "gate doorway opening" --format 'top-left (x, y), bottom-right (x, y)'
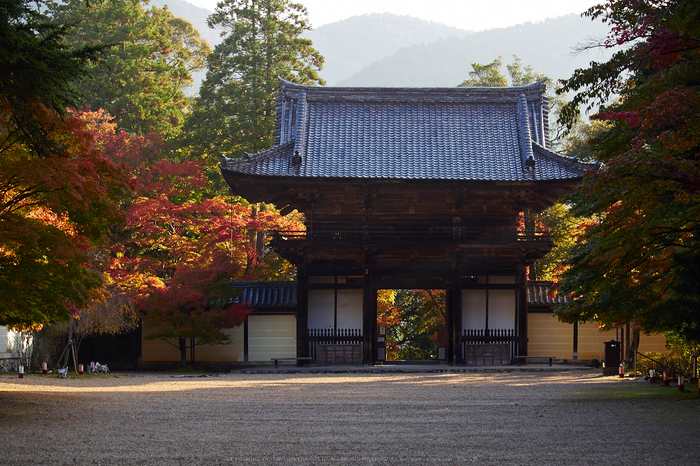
top-left (377, 289), bottom-right (447, 362)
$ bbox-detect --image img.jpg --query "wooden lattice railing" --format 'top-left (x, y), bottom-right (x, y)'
top-left (461, 328), bottom-right (520, 362)
top-left (306, 328), bottom-right (363, 361)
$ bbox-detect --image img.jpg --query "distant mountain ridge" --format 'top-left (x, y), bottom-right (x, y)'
top-left (155, 2), bottom-right (611, 90)
top-left (337, 14), bottom-right (612, 87)
top-left (302, 14), bottom-right (472, 85)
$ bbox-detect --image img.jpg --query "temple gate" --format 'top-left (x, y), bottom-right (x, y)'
top-left (220, 80), bottom-right (592, 365)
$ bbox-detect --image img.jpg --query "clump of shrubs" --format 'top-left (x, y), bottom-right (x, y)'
top-left (636, 351), bottom-right (695, 378)
top-left (636, 335), bottom-right (699, 378)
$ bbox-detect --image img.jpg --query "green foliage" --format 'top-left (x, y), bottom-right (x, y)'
top-left (530, 203), bottom-right (582, 281)
top-left (0, 214), bottom-right (102, 327)
top-left (636, 351), bottom-right (696, 379)
top-left (554, 118), bottom-right (607, 162)
top-left (49, 0), bottom-right (211, 138)
top-left (458, 56), bottom-right (508, 87)
top-left (384, 290), bottom-right (445, 361)
top-left (556, 0), bottom-right (700, 345)
top-left (506, 55), bottom-right (546, 87)
top-left (0, 3), bottom-right (129, 329)
top-left (0, 0), bottom-right (105, 157)
top-left (182, 0), bottom-right (324, 162)
top-left (458, 55), bottom-right (548, 88)
top-left (0, 109), bottom-right (130, 330)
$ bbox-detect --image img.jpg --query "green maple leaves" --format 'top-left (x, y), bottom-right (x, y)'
top-left (555, 0), bottom-right (700, 343)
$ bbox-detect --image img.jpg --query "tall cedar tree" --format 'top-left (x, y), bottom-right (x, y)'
top-left (183, 0), bottom-right (324, 162)
top-left (0, 2), bottom-right (131, 328)
top-left (48, 0), bottom-right (211, 138)
top-left (555, 0), bottom-right (700, 345)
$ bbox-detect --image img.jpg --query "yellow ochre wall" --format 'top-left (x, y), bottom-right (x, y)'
top-left (528, 313), bottom-right (668, 360)
top-left (246, 315), bottom-right (296, 361)
top-left (141, 315), bottom-right (296, 363)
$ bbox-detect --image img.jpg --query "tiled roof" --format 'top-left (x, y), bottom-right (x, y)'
top-left (229, 280), bottom-right (559, 308)
top-left (221, 80), bottom-right (594, 182)
top-left (229, 281), bottom-right (296, 309)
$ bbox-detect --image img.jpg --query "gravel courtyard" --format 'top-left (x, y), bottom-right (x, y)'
top-left (1, 369), bottom-right (698, 465)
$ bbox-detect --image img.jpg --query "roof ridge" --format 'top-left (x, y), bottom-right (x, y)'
top-left (517, 93), bottom-right (536, 173)
top-left (278, 78), bottom-right (546, 103)
top-left (221, 140), bottom-right (295, 168)
top-left (531, 141), bottom-right (598, 170)
top-left (292, 89), bottom-right (308, 165)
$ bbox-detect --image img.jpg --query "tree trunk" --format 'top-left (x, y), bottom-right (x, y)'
top-left (625, 327), bottom-right (641, 367)
top-left (178, 337), bottom-right (187, 370)
top-left (190, 337), bottom-right (195, 369)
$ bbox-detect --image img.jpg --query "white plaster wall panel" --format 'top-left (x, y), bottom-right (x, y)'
top-left (0, 326), bottom-right (7, 354)
top-left (462, 289), bottom-right (486, 331)
top-left (308, 290), bottom-right (335, 329)
top-left (336, 289), bottom-right (363, 329)
top-left (488, 290), bottom-right (516, 329)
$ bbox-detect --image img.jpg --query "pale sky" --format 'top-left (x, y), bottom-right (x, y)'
top-left (186, 0), bottom-right (602, 32)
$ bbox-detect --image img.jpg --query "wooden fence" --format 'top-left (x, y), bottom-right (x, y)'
top-left (461, 328), bottom-right (519, 364)
top-left (307, 328), bottom-right (363, 361)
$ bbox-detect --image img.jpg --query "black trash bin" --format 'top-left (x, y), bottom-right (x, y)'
top-left (603, 340), bottom-right (621, 376)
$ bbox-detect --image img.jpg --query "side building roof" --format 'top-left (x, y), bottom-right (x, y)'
top-left (229, 281), bottom-right (296, 314)
top-left (228, 280), bottom-right (563, 313)
top-left (220, 80), bottom-right (594, 185)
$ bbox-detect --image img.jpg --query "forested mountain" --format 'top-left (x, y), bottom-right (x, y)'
top-left (337, 14), bottom-right (612, 87)
top-left (158, 2), bottom-right (610, 88)
top-left (302, 14), bottom-right (471, 85)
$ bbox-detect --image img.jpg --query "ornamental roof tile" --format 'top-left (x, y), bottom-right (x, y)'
top-left (221, 80), bottom-right (593, 182)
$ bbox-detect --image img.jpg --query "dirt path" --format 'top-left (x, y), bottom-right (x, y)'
top-left (1, 370), bottom-right (698, 464)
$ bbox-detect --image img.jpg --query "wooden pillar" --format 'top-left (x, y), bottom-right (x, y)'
top-left (517, 266), bottom-right (528, 356)
top-left (362, 265), bottom-right (374, 366)
top-left (446, 283), bottom-right (454, 364)
top-left (451, 267), bottom-right (463, 365)
top-left (243, 316), bottom-right (249, 362)
top-left (296, 265), bottom-right (309, 360)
